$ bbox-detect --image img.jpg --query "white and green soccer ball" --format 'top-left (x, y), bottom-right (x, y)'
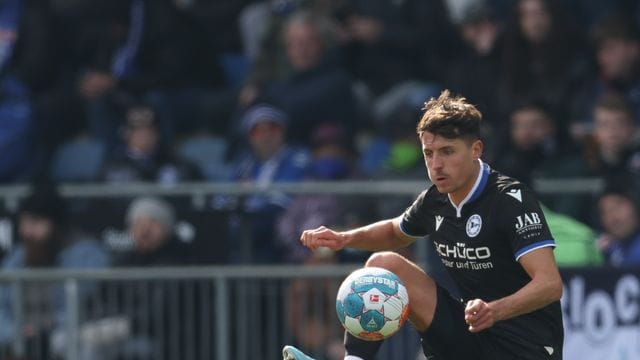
top-left (336, 267), bottom-right (410, 341)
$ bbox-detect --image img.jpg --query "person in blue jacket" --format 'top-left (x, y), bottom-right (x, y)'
top-left (227, 104), bottom-right (311, 263)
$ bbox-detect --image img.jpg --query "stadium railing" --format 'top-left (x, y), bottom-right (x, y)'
top-left (1, 265), bottom-right (638, 360)
top-left (0, 178), bottom-right (606, 210)
top-left (0, 265), bottom-right (365, 360)
top-left (0, 178), bottom-right (615, 360)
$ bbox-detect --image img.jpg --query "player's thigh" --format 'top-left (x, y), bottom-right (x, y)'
top-left (422, 285), bottom-right (490, 360)
top-left (364, 251), bottom-right (437, 331)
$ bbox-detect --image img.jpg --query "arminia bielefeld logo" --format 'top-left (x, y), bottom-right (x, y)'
top-left (466, 214), bottom-right (482, 237)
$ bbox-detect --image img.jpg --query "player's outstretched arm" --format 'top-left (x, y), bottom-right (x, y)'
top-left (300, 217), bottom-right (416, 252)
top-left (464, 247), bottom-right (563, 333)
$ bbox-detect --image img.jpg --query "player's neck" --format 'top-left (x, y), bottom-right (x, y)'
top-left (449, 160), bottom-right (481, 206)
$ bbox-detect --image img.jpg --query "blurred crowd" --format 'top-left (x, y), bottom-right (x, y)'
top-left (0, 0), bottom-right (639, 265)
top-left (1, 0), bottom-right (640, 357)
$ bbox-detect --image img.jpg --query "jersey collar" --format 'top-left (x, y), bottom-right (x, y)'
top-left (448, 159), bottom-right (490, 217)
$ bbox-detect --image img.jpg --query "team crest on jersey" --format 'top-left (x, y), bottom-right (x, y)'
top-left (466, 214), bottom-right (482, 237)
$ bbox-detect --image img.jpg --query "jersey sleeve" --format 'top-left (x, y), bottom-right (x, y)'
top-left (497, 186), bottom-right (555, 261)
top-left (399, 190), bottom-right (434, 237)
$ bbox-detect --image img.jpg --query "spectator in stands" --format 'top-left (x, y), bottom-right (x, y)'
top-left (69, 0), bottom-right (230, 147)
top-left (360, 105), bottom-right (425, 221)
top-left (100, 104), bottom-right (201, 185)
top-left (237, 0), bottom-right (306, 96)
top-left (0, 184), bottom-right (110, 359)
top-left (493, 100), bottom-right (592, 220)
top-left (494, 101), bottom-right (587, 183)
top-left (225, 104), bottom-right (311, 263)
top-left (596, 181), bottom-right (640, 267)
top-left (445, 0), bottom-right (503, 133)
top-left (331, 0), bottom-right (458, 95)
top-left (327, 0), bottom-right (459, 132)
top-left (103, 196), bottom-right (197, 359)
top-left (268, 10), bottom-right (358, 143)
top-left (181, 0), bottom-right (253, 60)
top-left (113, 196), bottom-right (193, 266)
top-left (238, 9), bottom-right (357, 145)
top-left (0, 0), bottom-right (59, 183)
top-left (582, 93), bottom-right (640, 178)
top-left (498, 0), bottom-right (592, 124)
top-left (571, 13), bottom-right (640, 139)
top-left (276, 123), bottom-right (369, 263)
top-left (363, 105), bottom-right (425, 180)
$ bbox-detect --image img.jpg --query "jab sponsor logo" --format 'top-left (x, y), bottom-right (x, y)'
top-left (514, 212), bottom-right (544, 239)
top-left (515, 212), bottom-right (541, 230)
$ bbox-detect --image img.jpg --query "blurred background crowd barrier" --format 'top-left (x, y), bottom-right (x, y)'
top-left (0, 265), bottom-right (637, 360)
top-left (2, 0), bottom-right (640, 358)
top-left (0, 180), bottom-right (637, 360)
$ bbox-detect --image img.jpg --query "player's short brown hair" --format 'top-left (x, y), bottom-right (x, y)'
top-left (416, 90), bottom-right (482, 142)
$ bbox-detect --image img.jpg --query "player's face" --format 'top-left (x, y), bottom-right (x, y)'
top-left (420, 132), bottom-right (482, 201)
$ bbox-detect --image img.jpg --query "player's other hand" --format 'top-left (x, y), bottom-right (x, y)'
top-left (300, 226), bottom-right (346, 251)
top-left (464, 299), bottom-right (496, 333)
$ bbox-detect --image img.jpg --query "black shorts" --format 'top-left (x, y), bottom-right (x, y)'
top-left (422, 285), bottom-right (561, 360)
top-left (421, 285), bottom-right (491, 359)
top-left (422, 285), bottom-right (562, 360)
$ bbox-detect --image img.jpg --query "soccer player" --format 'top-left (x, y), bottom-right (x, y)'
top-left (283, 90), bottom-right (564, 359)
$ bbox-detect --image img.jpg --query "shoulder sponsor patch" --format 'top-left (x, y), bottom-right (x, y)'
top-left (514, 212), bottom-right (544, 239)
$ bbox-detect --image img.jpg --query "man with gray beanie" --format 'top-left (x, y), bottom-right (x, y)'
top-left (115, 196), bottom-right (192, 266)
top-left (105, 197), bottom-right (197, 358)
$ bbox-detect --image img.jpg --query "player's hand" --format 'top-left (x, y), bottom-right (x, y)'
top-left (300, 226), bottom-right (347, 251)
top-left (464, 299), bottom-right (496, 333)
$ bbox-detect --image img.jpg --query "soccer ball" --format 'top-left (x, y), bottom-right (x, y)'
top-left (335, 267), bottom-right (410, 341)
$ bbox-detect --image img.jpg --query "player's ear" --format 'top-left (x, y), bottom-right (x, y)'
top-left (471, 139), bottom-right (483, 159)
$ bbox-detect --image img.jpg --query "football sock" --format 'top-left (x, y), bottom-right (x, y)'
top-left (344, 332), bottom-right (382, 360)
